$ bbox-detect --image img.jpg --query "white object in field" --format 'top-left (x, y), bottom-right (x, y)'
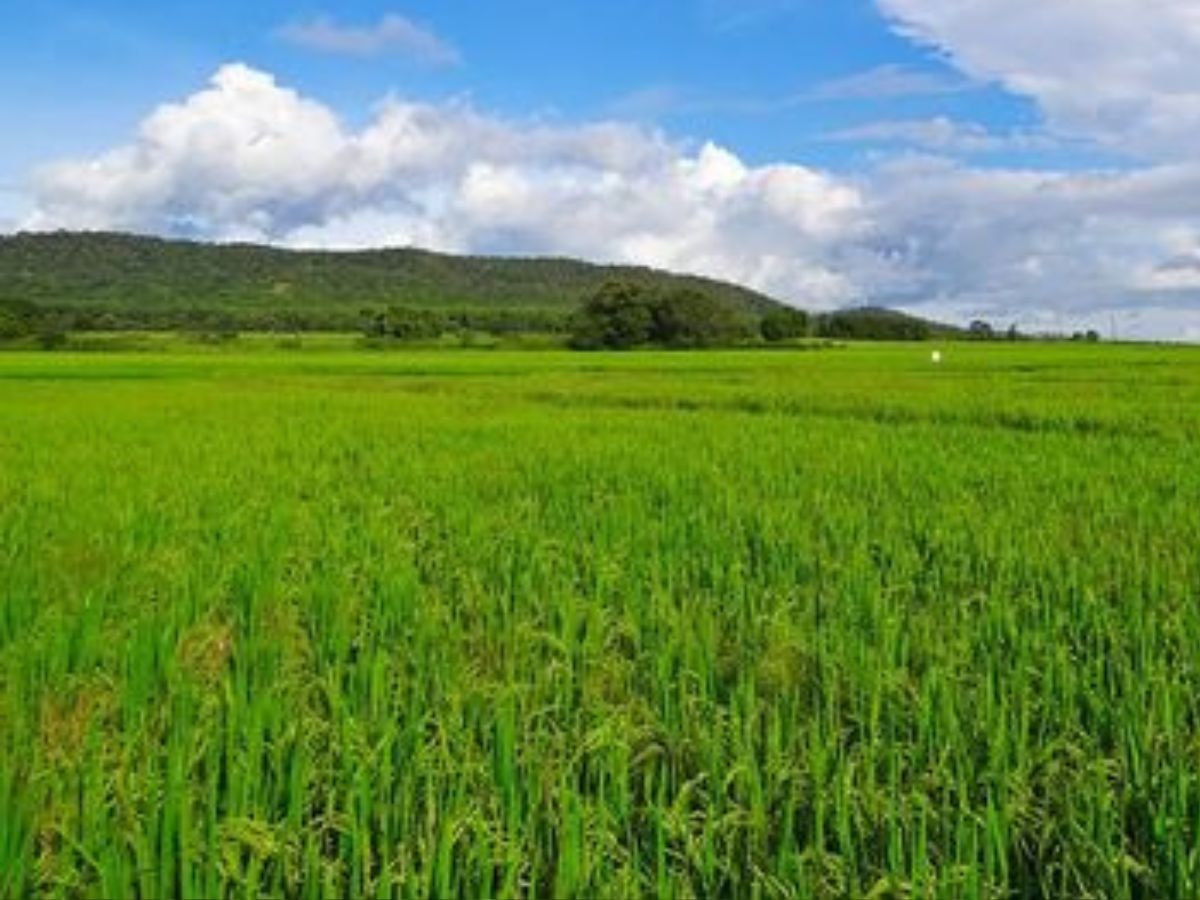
top-left (931, 350), bottom-right (943, 364)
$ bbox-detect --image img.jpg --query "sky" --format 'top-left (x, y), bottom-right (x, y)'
top-left (3, 0), bottom-right (1200, 339)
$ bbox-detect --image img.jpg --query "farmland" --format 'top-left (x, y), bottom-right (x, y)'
top-left (2, 343), bottom-right (1199, 897)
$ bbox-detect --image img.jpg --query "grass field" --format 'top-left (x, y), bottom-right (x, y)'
top-left (2, 343), bottom-right (1199, 898)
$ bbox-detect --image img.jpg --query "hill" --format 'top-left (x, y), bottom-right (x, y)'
top-left (0, 231), bottom-right (782, 323)
top-left (0, 231), bottom-right (962, 342)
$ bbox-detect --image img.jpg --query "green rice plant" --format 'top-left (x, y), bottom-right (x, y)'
top-left (1, 343), bottom-right (1198, 897)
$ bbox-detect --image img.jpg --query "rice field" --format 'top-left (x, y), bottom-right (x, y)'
top-left (2, 343), bottom-right (1199, 898)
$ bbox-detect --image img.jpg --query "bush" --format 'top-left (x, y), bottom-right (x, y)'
top-left (37, 327), bottom-right (69, 351)
top-left (0, 310), bottom-right (32, 341)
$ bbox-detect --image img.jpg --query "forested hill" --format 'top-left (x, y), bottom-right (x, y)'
top-left (0, 231), bottom-right (783, 315)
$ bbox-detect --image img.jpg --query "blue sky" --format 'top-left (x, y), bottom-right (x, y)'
top-left (0, 0), bottom-right (1037, 175)
top-left (3, 0), bottom-right (1200, 338)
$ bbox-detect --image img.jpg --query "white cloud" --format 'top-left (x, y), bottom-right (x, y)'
top-left (0, 183), bottom-right (25, 232)
top-left (277, 13), bottom-right (460, 66)
top-left (700, 0), bottom-right (806, 31)
top-left (854, 155), bottom-right (1200, 333)
top-left (825, 117), bottom-right (1056, 154)
top-left (875, 0), bottom-right (1200, 159)
top-left (30, 65), bottom-right (351, 235)
top-left (26, 64), bottom-right (864, 307)
top-left (1135, 253), bottom-right (1200, 292)
top-left (22, 63), bottom-right (1200, 339)
top-left (607, 65), bottom-right (970, 121)
top-left (806, 64), bottom-right (971, 101)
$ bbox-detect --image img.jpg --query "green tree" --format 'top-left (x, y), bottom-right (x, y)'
top-left (386, 307), bottom-right (445, 341)
top-left (569, 281), bottom-right (656, 350)
top-left (36, 325), bottom-right (69, 350)
top-left (968, 320), bottom-right (996, 340)
top-left (651, 289), bottom-right (753, 348)
top-left (361, 309), bottom-right (389, 338)
top-left (760, 307), bottom-right (810, 342)
top-left (0, 310), bottom-right (31, 341)
top-left (816, 309), bottom-right (931, 341)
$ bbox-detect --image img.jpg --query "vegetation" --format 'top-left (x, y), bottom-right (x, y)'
top-left (362, 306), bottom-right (572, 343)
top-left (0, 230), bottom-right (779, 322)
top-left (814, 307), bottom-right (944, 341)
top-left (565, 284), bottom-right (948, 350)
top-left (2, 343), bottom-right (1199, 897)
top-left (760, 307), bottom-right (811, 342)
top-left (0, 309), bottom-right (31, 341)
top-left (0, 233), bottom-right (967, 347)
top-left (567, 281), bottom-right (756, 350)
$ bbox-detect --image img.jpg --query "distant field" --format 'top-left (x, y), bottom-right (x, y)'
top-left (2, 344), bottom-right (1199, 897)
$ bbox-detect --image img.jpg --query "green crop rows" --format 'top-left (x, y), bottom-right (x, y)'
top-left (2, 344), bottom-right (1199, 897)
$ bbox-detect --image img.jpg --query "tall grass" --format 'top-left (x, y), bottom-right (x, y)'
top-left (2, 344), bottom-right (1199, 897)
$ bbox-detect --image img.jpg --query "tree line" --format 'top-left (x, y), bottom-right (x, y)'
top-left (7, 283), bottom-right (1098, 351)
top-left (0, 300), bottom-right (575, 346)
top-left (564, 282), bottom-right (947, 349)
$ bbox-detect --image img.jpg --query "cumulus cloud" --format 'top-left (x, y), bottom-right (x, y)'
top-left (875, 0), bottom-right (1200, 159)
top-left (857, 157), bottom-right (1200, 317)
top-left (22, 63), bottom-right (1200, 339)
top-left (26, 64), bottom-right (864, 306)
top-left (0, 183), bottom-right (23, 231)
top-left (277, 13), bottom-right (460, 66)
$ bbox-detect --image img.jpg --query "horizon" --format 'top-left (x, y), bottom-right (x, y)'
top-left (2, 2), bottom-right (1199, 340)
top-left (5, 227), bottom-right (1194, 344)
